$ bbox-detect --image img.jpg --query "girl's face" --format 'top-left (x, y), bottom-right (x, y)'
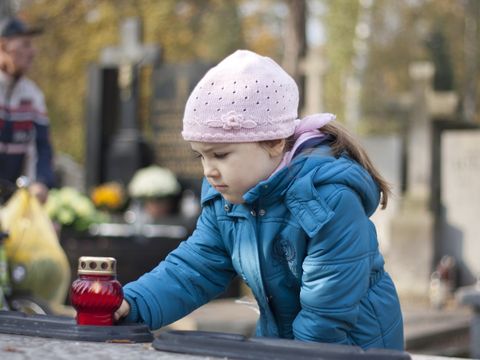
top-left (190, 141), bottom-right (284, 204)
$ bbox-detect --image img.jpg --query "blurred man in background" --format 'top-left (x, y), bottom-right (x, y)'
top-left (0, 16), bottom-right (54, 203)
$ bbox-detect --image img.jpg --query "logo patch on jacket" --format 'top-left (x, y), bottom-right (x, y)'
top-left (273, 236), bottom-right (296, 263)
top-left (272, 235), bottom-right (300, 280)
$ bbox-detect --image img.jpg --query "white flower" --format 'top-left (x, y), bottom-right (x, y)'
top-left (128, 166), bottom-right (181, 199)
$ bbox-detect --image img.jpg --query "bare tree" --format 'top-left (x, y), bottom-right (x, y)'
top-left (282, 0), bottom-right (307, 107)
top-left (463, 0), bottom-right (479, 122)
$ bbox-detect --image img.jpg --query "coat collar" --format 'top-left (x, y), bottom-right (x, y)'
top-left (0, 69), bottom-right (22, 86)
top-left (200, 144), bottom-right (380, 220)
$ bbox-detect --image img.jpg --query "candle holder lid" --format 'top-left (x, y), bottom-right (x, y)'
top-left (77, 256), bottom-right (117, 275)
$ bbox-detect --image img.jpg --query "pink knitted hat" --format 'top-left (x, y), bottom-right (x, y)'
top-left (182, 50), bottom-right (299, 143)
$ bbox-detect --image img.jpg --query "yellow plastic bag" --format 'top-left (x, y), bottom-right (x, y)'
top-left (0, 188), bottom-right (70, 306)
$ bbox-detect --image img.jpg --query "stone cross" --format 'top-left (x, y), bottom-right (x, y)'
top-left (407, 61), bottom-right (458, 201)
top-left (100, 17), bottom-right (160, 129)
top-left (100, 18), bottom-right (160, 185)
top-left (101, 18), bottom-right (159, 66)
top-left (388, 60), bottom-right (459, 299)
top-left (406, 62), bottom-right (435, 201)
top-left (300, 47), bottom-right (327, 116)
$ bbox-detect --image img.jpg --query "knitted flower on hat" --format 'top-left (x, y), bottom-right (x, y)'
top-left (182, 50), bottom-right (299, 143)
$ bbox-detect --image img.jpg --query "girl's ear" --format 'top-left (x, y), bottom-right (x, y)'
top-left (265, 139), bottom-right (286, 158)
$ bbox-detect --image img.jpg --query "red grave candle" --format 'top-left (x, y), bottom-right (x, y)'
top-left (70, 256), bottom-right (123, 326)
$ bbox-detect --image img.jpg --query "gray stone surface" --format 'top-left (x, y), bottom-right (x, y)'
top-left (0, 333), bottom-right (208, 359)
top-left (403, 302), bottom-right (470, 357)
top-left (456, 285), bottom-right (480, 359)
top-left (0, 332), bottom-right (468, 360)
top-left (0, 298), bottom-right (474, 359)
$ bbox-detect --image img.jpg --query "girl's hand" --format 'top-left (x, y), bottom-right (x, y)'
top-left (114, 299), bottom-right (131, 322)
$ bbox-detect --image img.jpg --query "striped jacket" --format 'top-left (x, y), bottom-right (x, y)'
top-left (0, 70), bottom-right (54, 187)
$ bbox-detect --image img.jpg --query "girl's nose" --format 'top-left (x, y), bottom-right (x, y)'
top-left (203, 161), bottom-right (219, 178)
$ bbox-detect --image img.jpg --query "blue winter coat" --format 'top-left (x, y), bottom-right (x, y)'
top-left (123, 144), bottom-right (404, 350)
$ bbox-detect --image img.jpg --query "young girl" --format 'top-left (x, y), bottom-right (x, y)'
top-left (115, 50), bottom-right (404, 350)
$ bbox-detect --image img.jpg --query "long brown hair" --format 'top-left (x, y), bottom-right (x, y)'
top-left (320, 122), bottom-right (391, 209)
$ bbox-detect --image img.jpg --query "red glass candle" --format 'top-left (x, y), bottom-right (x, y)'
top-left (70, 256), bottom-right (123, 326)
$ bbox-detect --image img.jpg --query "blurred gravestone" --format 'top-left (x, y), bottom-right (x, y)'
top-left (388, 61), bottom-right (459, 299)
top-left (150, 62), bottom-right (212, 190)
top-left (85, 18), bottom-right (159, 189)
top-left (424, 29), bottom-right (454, 92)
top-left (299, 47), bottom-right (326, 116)
top-left (101, 18), bottom-right (159, 186)
top-left (439, 129), bottom-right (480, 285)
top-left (0, 1), bottom-right (14, 17)
top-left (360, 135), bottom-right (402, 254)
top-left (84, 66), bottom-right (119, 190)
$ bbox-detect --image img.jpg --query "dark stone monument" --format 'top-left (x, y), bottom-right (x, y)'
top-left (102, 18), bottom-right (160, 186)
top-left (85, 18), bottom-right (160, 189)
top-left (150, 61), bottom-right (212, 192)
top-left (85, 66), bottom-right (119, 190)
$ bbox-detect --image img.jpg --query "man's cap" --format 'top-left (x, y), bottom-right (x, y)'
top-left (0, 17), bottom-right (42, 38)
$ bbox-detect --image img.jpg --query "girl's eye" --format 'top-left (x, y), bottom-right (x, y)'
top-left (192, 152), bottom-right (203, 159)
top-left (214, 153), bottom-right (228, 159)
